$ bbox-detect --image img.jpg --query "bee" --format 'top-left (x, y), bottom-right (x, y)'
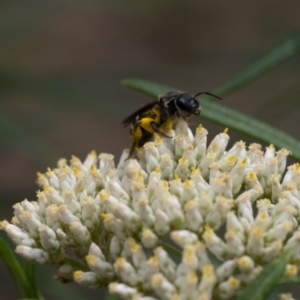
top-left (123, 91), bottom-right (222, 158)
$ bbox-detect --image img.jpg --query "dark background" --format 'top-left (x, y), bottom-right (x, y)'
top-left (0, 1), bottom-right (300, 299)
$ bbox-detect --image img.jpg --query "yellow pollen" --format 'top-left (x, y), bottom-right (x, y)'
top-left (36, 172), bottom-right (43, 179)
top-left (238, 257), bottom-right (251, 268)
top-left (85, 255), bottom-right (96, 264)
top-left (133, 181), bottom-right (145, 192)
top-left (101, 213), bottom-right (108, 220)
top-left (188, 273), bottom-right (197, 284)
top-left (114, 258), bottom-right (126, 269)
top-left (223, 127), bottom-right (228, 134)
top-left (154, 167), bottom-right (160, 173)
top-left (258, 212), bottom-right (268, 221)
top-left (43, 185), bottom-right (51, 194)
top-left (46, 168), bottom-right (53, 176)
top-left (246, 172), bottom-right (256, 181)
top-left (147, 255), bottom-right (159, 266)
top-left (228, 276), bottom-right (240, 288)
top-left (151, 274), bottom-right (163, 287)
top-left (203, 226), bottom-right (213, 241)
top-left (227, 155), bottom-right (236, 164)
top-left (184, 179), bottom-right (192, 188)
top-left (161, 180), bottom-right (169, 189)
top-left (73, 271), bottom-right (83, 280)
top-left (251, 227), bottom-right (263, 238)
top-left (295, 163), bottom-right (300, 172)
top-left (130, 241), bottom-right (140, 252)
top-left (174, 174), bottom-right (180, 181)
top-left (137, 171), bottom-right (144, 181)
top-left (285, 264), bottom-right (297, 278)
top-left (184, 200), bottom-right (197, 210)
top-left (99, 190), bottom-right (109, 201)
top-left (138, 198), bottom-right (148, 207)
top-left (196, 124), bottom-right (203, 132)
top-left (239, 157), bottom-right (247, 166)
top-left (183, 247), bottom-right (196, 265)
top-left (73, 167), bottom-right (83, 178)
top-left (154, 135), bottom-right (162, 144)
top-left (203, 264), bottom-right (214, 280)
top-left (210, 142), bottom-right (217, 152)
top-left (179, 157), bottom-right (188, 165)
top-left (89, 150), bottom-right (97, 158)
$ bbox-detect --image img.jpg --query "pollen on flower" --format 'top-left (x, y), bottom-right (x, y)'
top-left (203, 226), bottom-right (213, 240)
top-left (43, 185), bottom-right (51, 194)
top-left (86, 255), bottom-right (96, 264)
top-left (114, 258), bottom-right (126, 269)
top-left (223, 128), bottom-right (228, 134)
top-left (226, 155), bottom-right (236, 164)
top-left (285, 264), bottom-right (297, 278)
top-left (178, 157), bottom-right (188, 166)
top-left (73, 271), bottom-right (83, 280)
top-left (237, 256), bottom-right (254, 271)
top-left (188, 273), bottom-right (197, 284)
top-left (228, 276), bottom-right (240, 288)
top-left (147, 255), bottom-right (159, 267)
top-left (238, 157), bottom-right (247, 166)
top-left (251, 228), bottom-right (263, 238)
top-left (245, 172), bottom-right (256, 181)
top-left (99, 190), bottom-right (109, 201)
top-left (202, 265), bottom-right (214, 280)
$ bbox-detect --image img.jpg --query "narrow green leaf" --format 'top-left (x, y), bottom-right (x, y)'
top-left (214, 32), bottom-right (300, 96)
top-left (122, 78), bottom-right (300, 161)
top-left (0, 238), bottom-right (35, 298)
top-left (236, 251), bottom-right (290, 300)
top-left (160, 240), bottom-right (181, 257)
top-left (278, 276), bottom-right (300, 285)
top-left (24, 262), bottom-right (44, 300)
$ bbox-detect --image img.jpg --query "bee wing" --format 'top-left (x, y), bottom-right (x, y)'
top-left (122, 99), bottom-right (159, 127)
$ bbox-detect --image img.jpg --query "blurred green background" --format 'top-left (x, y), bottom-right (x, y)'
top-left (1, 0), bottom-right (300, 299)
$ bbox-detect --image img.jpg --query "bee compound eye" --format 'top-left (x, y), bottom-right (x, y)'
top-left (176, 96), bottom-right (191, 111)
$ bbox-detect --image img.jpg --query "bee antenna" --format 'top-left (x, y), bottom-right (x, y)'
top-left (194, 92), bottom-right (222, 100)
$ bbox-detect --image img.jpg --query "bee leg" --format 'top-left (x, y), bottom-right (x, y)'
top-left (126, 142), bottom-right (137, 160)
top-left (150, 121), bottom-right (173, 138)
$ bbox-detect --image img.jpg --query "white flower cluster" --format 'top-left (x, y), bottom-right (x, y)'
top-left (1, 119), bottom-right (300, 300)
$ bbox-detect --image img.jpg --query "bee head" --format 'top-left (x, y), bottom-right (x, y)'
top-left (176, 93), bottom-right (201, 116)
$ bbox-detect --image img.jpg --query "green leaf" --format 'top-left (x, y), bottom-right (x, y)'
top-left (214, 32), bottom-right (300, 96)
top-left (0, 238), bottom-right (39, 299)
top-left (278, 276), bottom-right (300, 285)
top-left (236, 251), bottom-right (290, 300)
top-left (121, 79), bottom-right (300, 161)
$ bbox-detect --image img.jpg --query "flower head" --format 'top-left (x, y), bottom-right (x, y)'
top-left (1, 119), bottom-right (298, 299)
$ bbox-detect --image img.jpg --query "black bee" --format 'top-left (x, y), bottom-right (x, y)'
top-left (123, 91), bottom-right (222, 158)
